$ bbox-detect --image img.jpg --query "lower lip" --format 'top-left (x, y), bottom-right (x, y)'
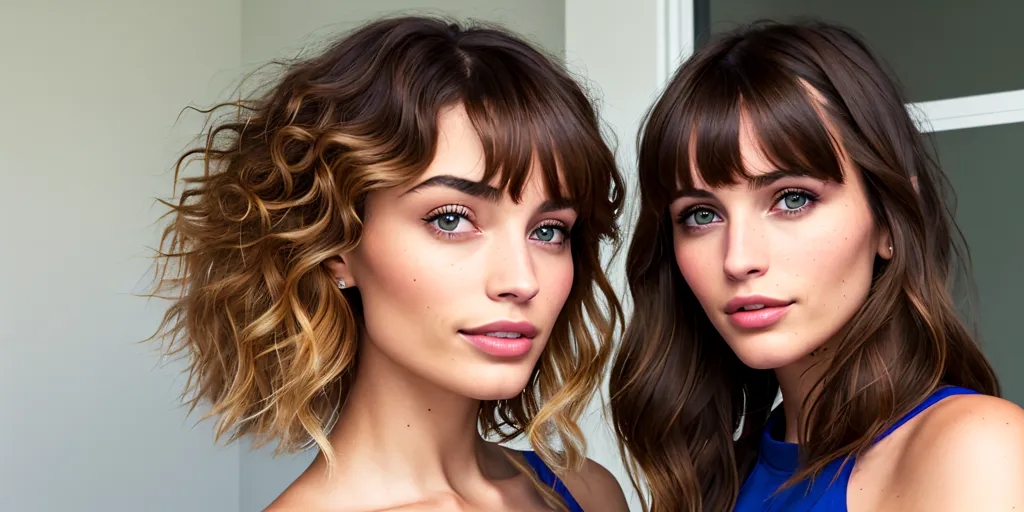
top-left (460, 333), bottom-right (534, 358)
top-left (728, 305), bottom-right (791, 329)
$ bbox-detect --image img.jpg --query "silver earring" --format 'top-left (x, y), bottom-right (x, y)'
top-left (337, 278), bottom-right (346, 289)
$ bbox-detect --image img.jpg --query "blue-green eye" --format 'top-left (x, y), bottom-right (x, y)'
top-left (774, 190), bottom-right (816, 213)
top-left (534, 226), bottom-right (555, 241)
top-left (436, 213), bottom-right (461, 231)
top-left (424, 205), bottom-right (475, 236)
top-left (684, 208), bottom-right (721, 227)
top-left (531, 224), bottom-right (567, 245)
top-left (780, 193), bottom-right (808, 210)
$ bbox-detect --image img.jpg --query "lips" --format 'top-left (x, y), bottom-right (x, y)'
top-left (724, 295), bottom-right (794, 330)
top-left (459, 321), bottom-right (538, 338)
top-left (724, 295), bottom-right (793, 314)
top-left (459, 320), bottom-right (537, 358)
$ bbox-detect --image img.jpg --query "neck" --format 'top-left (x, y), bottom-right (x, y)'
top-left (318, 336), bottom-right (508, 495)
top-left (774, 346), bottom-right (832, 444)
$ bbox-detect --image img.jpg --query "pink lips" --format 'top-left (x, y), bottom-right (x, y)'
top-left (725, 295), bottom-right (793, 330)
top-left (459, 320), bottom-right (537, 358)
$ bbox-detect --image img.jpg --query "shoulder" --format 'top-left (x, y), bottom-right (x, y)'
top-left (898, 393), bottom-right (1024, 511)
top-left (558, 457), bottom-right (630, 512)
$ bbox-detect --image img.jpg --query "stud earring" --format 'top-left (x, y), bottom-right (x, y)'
top-left (337, 278), bottom-right (346, 289)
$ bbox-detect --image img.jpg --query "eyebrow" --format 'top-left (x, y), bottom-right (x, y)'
top-left (403, 174), bottom-right (578, 213)
top-left (538, 198), bottom-right (576, 214)
top-left (673, 169), bottom-right (814, 200)
top-left (402, 175), bottom-right (502, 202)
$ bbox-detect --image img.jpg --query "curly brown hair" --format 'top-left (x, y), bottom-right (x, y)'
top-left (147, 15), bottom-right (624, 493)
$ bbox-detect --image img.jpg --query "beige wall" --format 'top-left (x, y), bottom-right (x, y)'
top-left (0, 1), bottom-right (243, 511)
top-left (241, 0), bottom-right (565, 66)
top-left (565, 2), bottom-right (663, 509)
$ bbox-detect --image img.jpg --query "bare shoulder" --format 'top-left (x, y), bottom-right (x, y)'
top-left (558, 458), bottom-right (630, 512)
top-left (261, 483), bottom-right (322, 512)
top-left (899, 393), bottom-right (1024, 511)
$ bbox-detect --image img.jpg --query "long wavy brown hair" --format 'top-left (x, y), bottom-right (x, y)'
top-left (146, 16), bottom-right (623, 506)
top-left (609, 20), bottom-right (999, 512)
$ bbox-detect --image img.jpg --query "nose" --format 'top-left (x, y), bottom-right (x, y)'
top-left (485, 232), bottom-right (540, 304)
top-left (723, 215), bottom-right (769, 281)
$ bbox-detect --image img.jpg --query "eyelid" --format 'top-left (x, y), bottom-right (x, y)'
top-left (771, 188), bottom-right (820, 209)
top-left (423, 203), bottom-right (474, 222)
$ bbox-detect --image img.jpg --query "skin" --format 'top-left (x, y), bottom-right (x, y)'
top-left (670, 109), bottom-right (1024, 511)
top-left (264, 104), bottom-right (628, 512)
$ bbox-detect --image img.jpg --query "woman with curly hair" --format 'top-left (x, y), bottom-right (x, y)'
top-left (149, 16), bottom-right (628, 511)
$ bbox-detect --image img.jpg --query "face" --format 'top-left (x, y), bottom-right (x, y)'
top-left (669, 114), bottom-right (892, 370)
top-left (329, 104), bottom-right (577, 400)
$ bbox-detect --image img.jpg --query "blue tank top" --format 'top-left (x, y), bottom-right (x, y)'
top-left (522, 450), bottom-right (584, 512)
top-left (734, 386), bottom-right (978, 511)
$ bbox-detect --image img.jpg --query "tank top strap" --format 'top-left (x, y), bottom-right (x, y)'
top-left (875, 385), bottom-right (978, 443)
top-left (521, 451), bottom-right (584, 512)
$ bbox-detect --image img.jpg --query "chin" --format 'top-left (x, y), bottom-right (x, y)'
top-left (726, 333), bottom-right (815, 370)
top-left (453, 365), bottom-right (536, 401)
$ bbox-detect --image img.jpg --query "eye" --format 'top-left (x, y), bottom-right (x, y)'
top-left (773, 189), bottom-right (817, 213)
top-left (435, 212), bottom-right (465, 232)
top-left (423, 205), bottom-right (476, 236)
top-left (681, 207), bottom-right (722, 227)
top-left (531, 224), bottom-right (568, 245)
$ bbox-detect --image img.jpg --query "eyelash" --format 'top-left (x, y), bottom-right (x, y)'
top-left (532, 221), bottom-right (571, 248)
top-left (422, 205), bottom-right (572, 247)
top-left (774, 188), bottom-right (819, 216)
top-left (676, 188), bottom-right (820, 231)
top-left (423, 204), bottom-right (475, 240)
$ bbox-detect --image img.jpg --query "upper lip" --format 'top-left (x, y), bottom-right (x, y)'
top-left (725, 295), bottom-right (793, 314)
top-left (460, 320), bottom-right (538, 338)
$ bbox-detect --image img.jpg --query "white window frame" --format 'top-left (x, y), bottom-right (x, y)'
top-left (660, 0), bottom-right (1024, 135)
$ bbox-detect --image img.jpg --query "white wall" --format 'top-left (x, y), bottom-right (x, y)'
top-left (565, 1), bottom-right (666, 509)
top-left (0, 1), bottom-right (243, 511)
top-left (241, 0), bottom-right (565, 65)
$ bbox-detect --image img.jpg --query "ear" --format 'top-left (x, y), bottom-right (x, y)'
top-left (324, 255), bottom-right (356, 290)
top-left (877, 228), bottom-right (894, 261)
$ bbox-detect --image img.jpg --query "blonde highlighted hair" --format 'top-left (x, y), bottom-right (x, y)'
top-left (147, 15), bottom-right (624, 503)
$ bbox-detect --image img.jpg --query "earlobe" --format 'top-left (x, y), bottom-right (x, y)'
top-left (324, 255), bottom-right (357, 289)
top-left (878, 234), bottom-right (894, 260)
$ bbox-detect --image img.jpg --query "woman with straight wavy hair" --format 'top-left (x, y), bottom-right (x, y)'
top-left (149, 16), bottom-right (629, 511)
top-left (610, 20), bottom-right (1024, 512)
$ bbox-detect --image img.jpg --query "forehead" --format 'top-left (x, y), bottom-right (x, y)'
top-left (681, 112), bottom-right (777, 190)
top-left (413, 104), bottom-right (571, 199)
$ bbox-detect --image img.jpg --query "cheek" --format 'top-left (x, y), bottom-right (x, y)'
top-left (790, 205), bottom-right (878, 320)
top-left (351, 223), bottom-right (472, 333)
top-left (542, 254), bottom-right (575, 312)
top-left (673, 234), bottom-right (719, 307)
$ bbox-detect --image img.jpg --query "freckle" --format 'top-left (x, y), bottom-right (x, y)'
top-left (428, 408), bottom-right (432, 412)
top-left (413, 278), bottom-right (417, 282)
top-left (407, 424), bottom-right (410, 427)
